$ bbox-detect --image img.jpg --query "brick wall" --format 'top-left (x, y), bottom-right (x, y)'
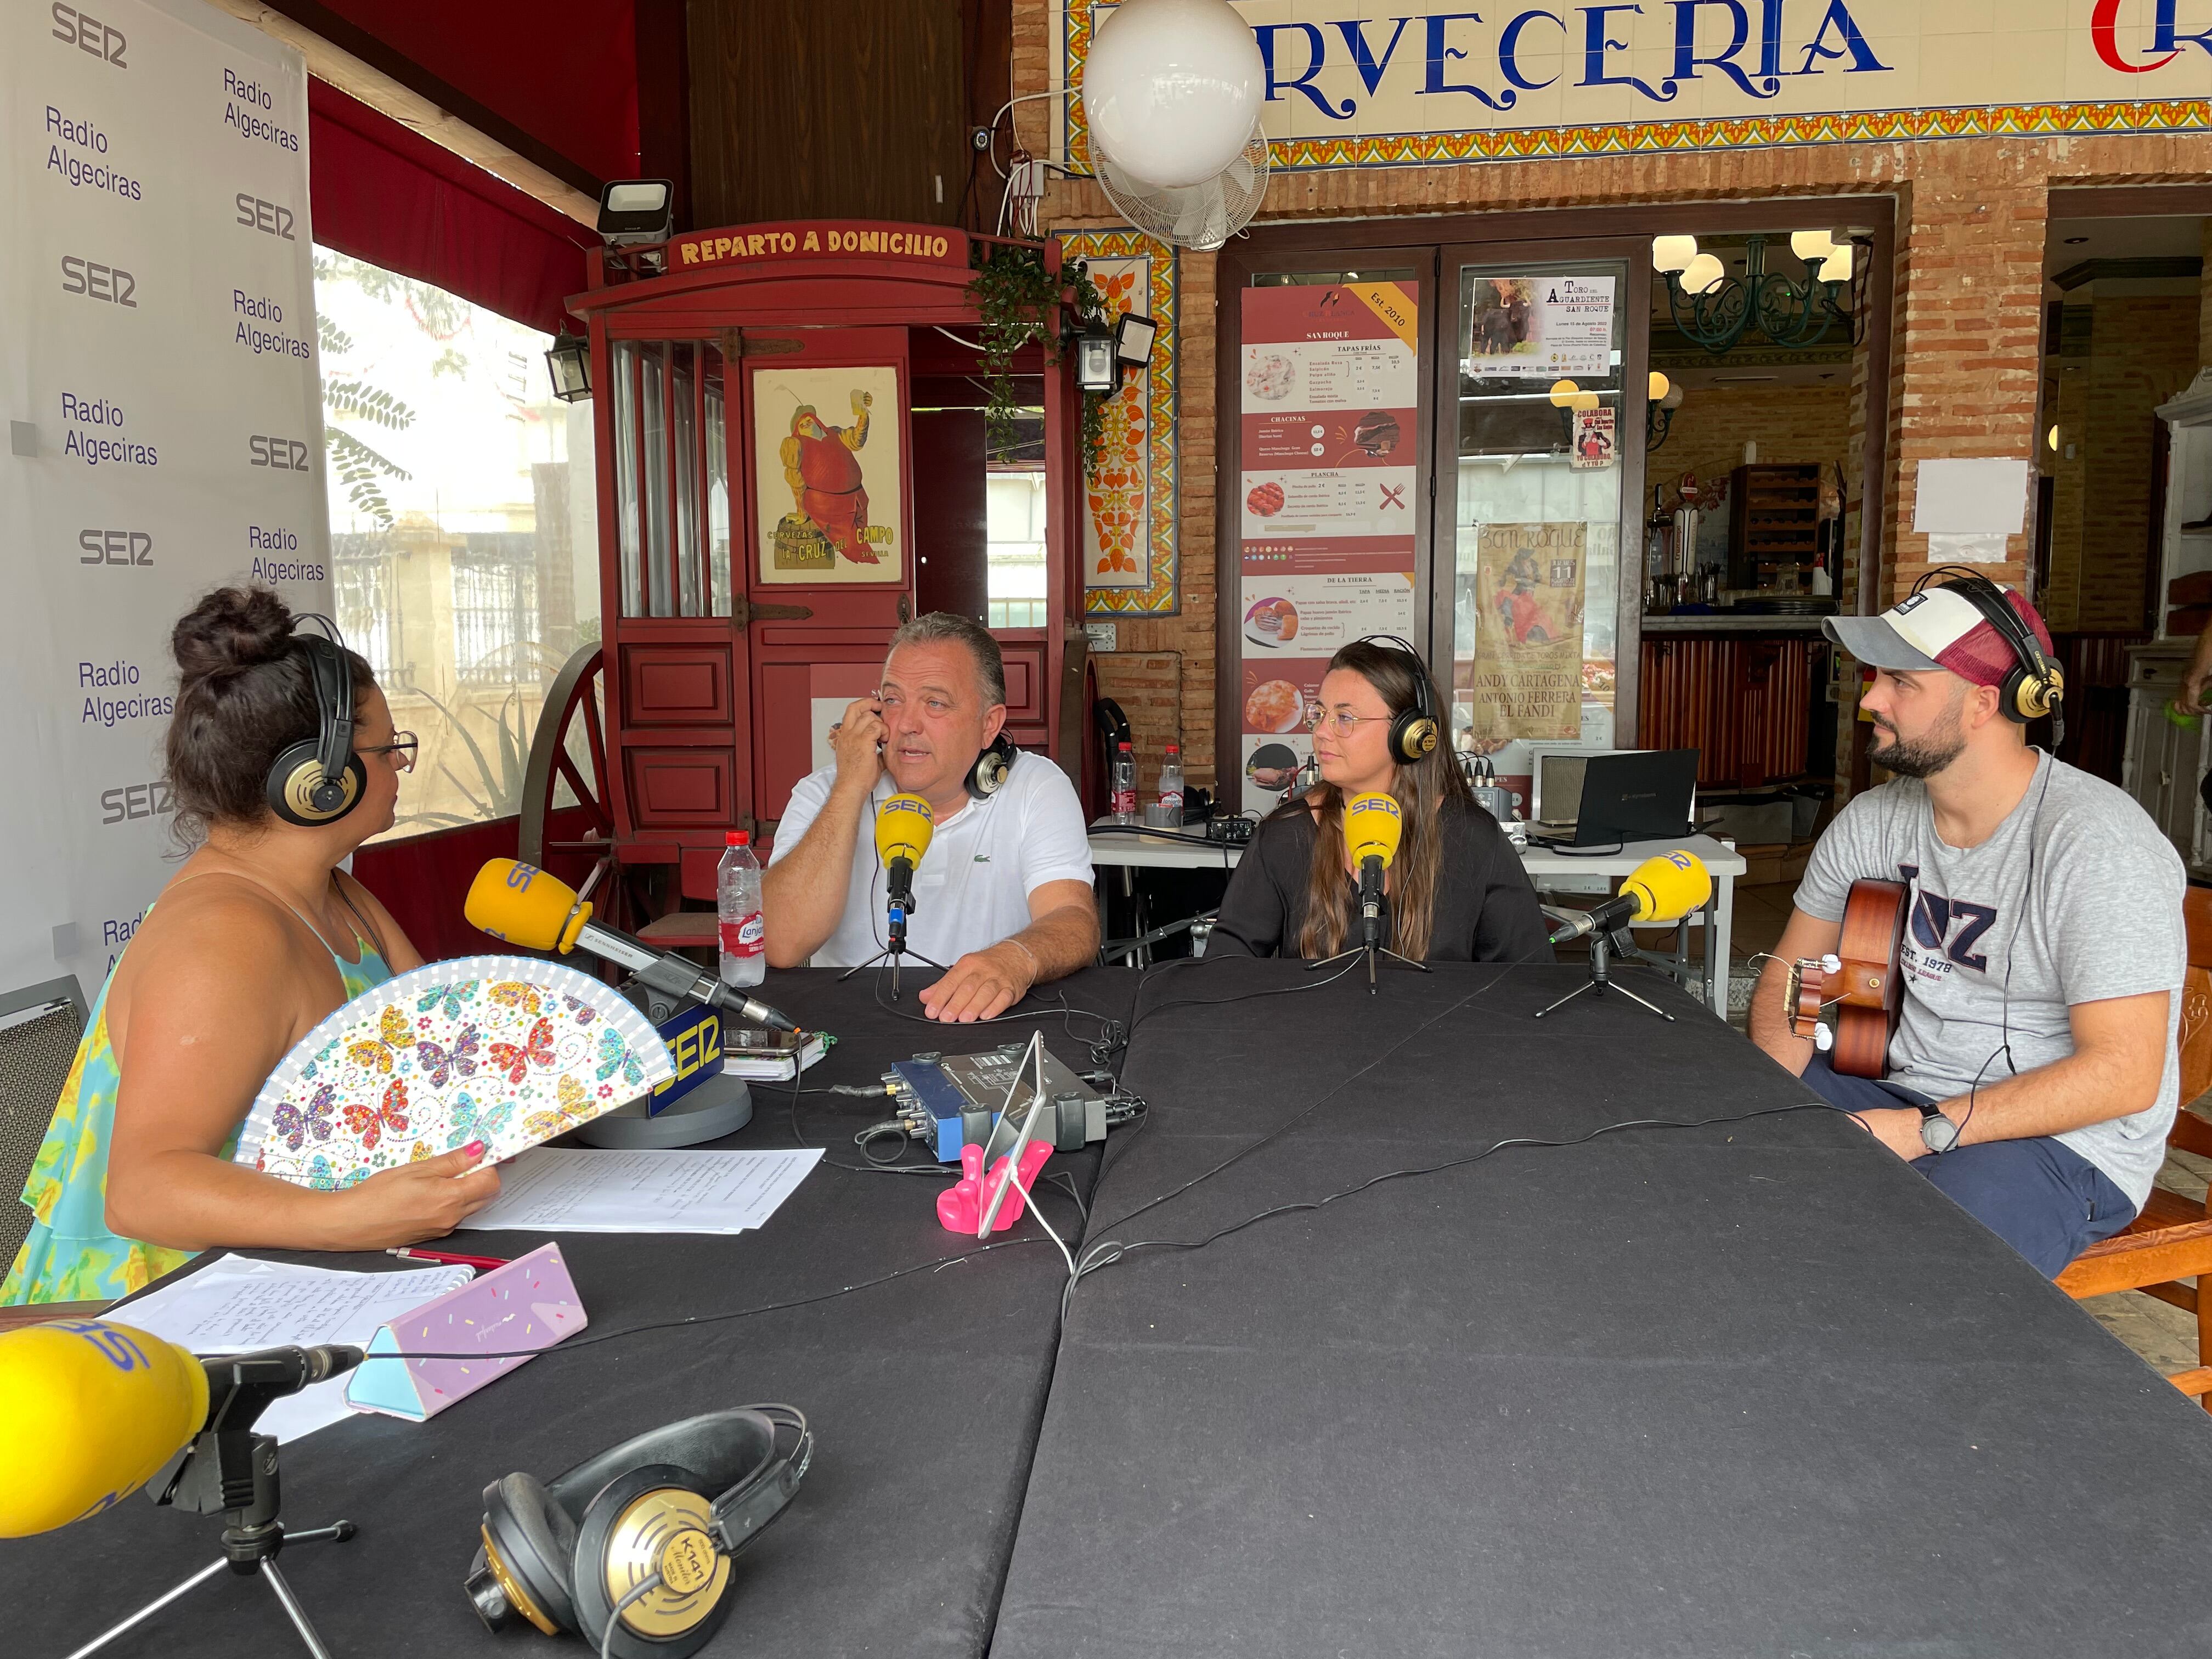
top-left (1011, 0), bottom-right (2212, 780)
top-left (1091, 651), bottom-right (1183, 795)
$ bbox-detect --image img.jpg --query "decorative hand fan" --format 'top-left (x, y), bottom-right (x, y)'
top-left (234, 956), bottom-right (676, 1190)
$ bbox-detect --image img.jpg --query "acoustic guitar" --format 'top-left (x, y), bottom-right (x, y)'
top-left (1785, 878), bottom-right (1911, 1077)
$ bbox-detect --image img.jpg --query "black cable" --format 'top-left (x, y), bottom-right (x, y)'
top-left (1065, 1100), bottom-right (1829, 1310)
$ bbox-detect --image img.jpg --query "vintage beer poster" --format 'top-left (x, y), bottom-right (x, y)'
top-left (753, 365), bottom-right (905, 585)
top-left (1463, 522), bottom-right (1586, 742)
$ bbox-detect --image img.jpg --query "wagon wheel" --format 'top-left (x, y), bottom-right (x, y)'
top-left (518, 645), bottom-right (617, 912)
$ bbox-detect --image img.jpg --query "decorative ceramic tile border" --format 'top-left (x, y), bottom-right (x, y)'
top-left (1056, 2), bottom-right (2212, 171)
top-left (1064, 229), bottom-right (1180, 616)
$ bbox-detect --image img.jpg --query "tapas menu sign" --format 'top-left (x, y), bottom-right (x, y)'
top-left (1238, 281), bottom-right (1420, 800)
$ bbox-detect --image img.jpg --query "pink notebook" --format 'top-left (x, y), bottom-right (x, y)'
top-left (344, 1243), bottom-right (587, 1422)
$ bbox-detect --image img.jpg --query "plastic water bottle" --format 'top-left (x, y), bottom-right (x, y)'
top-left (1157, 743), bottom-right (1184, 820)
top-left (718, 830), bottom-right (764, 986)
top-left (1111, 742), bottom-right (1138, 824)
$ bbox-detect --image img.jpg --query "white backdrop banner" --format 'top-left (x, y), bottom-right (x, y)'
top-left (1, 0), bottom-right (330, 1003)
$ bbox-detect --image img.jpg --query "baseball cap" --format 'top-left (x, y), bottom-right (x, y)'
top-left (1822, 583), bottom-right (2054, 689)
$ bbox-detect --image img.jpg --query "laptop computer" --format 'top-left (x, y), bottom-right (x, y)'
top-left (1528, 749), bottom-right (1700, 848)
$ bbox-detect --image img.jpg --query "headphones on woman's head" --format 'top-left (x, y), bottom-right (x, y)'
top-left (1910, 568), bottom-right (2065, 737)
top-left (1360, 635), bottom-right (1441, 764)
top-left (263, 625), bottom-right (366, 826)
top-left (966, 732), bottom-right (1018, 799)
top-left (467, 1406), bottom-right (812, 1659)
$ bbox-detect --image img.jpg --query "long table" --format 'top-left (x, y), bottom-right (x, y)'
top-left (2, 969), bottom-right (1136, 1659)
top-left (12, 960), bottom-right (2212, 1657)
top-left (995, 959), bottom-right (2212, 1657)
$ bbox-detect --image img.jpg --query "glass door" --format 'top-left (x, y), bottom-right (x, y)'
top-left (1438, 252), bottom-right (1645, 819)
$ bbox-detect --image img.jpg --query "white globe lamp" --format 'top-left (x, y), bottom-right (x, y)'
top-left (1082, 0), bottom-right (1266, 190)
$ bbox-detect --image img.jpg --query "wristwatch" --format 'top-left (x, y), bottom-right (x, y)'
top-left (1918, 1103), bottom-right (1960, 1154)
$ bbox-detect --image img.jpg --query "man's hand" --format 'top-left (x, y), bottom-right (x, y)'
top-left (1850, 1106), bottom-right (1929, 1163)
top-left (919, 941), bottom-right (1036, 1023)
top-left (828, 696), bottom-right (886, 797)
top-left (2182, 669), bottom-right (2210, 716)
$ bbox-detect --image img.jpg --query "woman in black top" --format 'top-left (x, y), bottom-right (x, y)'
top-left (1210, 640), bottom-right (1552, 964)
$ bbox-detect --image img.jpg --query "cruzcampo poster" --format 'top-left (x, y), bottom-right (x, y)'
top-left (1464, 522), bottom-right (1586, 742)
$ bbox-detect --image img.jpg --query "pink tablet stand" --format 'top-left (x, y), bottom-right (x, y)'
top-left (936, 1139), bottom-right (1053, 1235)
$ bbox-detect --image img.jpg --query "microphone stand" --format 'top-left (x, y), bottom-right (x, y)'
top-left (1533, 927), bottom-right (1674, 1024)
top-left (1307, 860), bottom-right (1430, 995)
top-left (66, 1352), bottom-right (360, 1659)
top-left (838, 869), bottom-right (945, 1001)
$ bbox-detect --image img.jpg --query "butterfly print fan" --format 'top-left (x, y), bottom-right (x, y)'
top-left (234, 956), bottom-right (675, 1190)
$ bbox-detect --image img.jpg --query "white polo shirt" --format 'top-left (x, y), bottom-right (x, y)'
top-left (769, 751), bottom-right (1094, 969)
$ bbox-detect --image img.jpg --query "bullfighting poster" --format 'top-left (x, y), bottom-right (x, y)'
top-left (1463, 522), bottom-right (1585, 743)
top-left (752, 365), bottom-right (905, 585)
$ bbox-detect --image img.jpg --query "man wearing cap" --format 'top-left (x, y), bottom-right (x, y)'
top-left (1750, 576), bottom-right (2186, 1276)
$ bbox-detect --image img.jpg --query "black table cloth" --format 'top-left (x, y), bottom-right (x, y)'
top-left (992, 957), bottom-right (2212, 1658)
top-left (3, 966), bottom-right (1134, 1659)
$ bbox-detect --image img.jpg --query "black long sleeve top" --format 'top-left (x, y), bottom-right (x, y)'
top-left (1205, 798), bottom-right (1555, 965)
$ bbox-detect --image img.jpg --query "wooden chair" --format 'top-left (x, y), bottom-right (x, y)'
top-left (2055, 885), bottom-right (2212, 1409)
top-left (634, 847), bottom-right (727, 953)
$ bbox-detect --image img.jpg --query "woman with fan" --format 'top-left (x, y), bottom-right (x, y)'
top-left (2, 588), bottom-right (502, 1306)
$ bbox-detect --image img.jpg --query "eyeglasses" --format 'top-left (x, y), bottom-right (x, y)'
top-left (360, 731), bottom-right (417, 772)
top-left (1312, 709), bottom-right (1392, 735)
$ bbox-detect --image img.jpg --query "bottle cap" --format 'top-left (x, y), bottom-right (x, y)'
top-left (1118, 741), bottom-right (1132, 752)
top-left (728, 830), bottom-right (748, 846)
top-left (1166, 743), bottom-right (1180, 754)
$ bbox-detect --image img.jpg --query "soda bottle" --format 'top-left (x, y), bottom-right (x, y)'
top-left (1157, 743), bottom-right (1184, 821)
top-left (1111, 741), bottom-right (1138, 825)
top-left (718, 830), bottom-right (765, 987)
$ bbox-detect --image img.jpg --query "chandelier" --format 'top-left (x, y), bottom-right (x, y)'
top-left (1653, 232), bottom-right (1861, 357)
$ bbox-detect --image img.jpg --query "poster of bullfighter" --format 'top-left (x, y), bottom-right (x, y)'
top-left (753, 365), bottom-right (905, 585)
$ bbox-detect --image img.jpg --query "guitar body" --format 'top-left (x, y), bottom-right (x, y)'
top-left (1788, 878), bottom-right (1910, 1078)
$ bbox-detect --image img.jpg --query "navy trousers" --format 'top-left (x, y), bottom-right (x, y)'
top-left (1799, 1054), bottom-right (2137, 1277)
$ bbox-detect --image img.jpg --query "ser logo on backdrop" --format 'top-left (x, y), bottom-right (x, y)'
top-left (78, 529), bottom-right (151, 567)
top-left (249, 433), bottom-right (311, 472)
top-left (100, 780), bottom-right (173, 826)
top-left (60, 254), bottom-right (136, 308)
top-left (235, 194), bottom-right (295, 240)
top-left (50, 4), bottom-right (126, 67)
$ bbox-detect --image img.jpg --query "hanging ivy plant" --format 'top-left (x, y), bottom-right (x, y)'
top-left (967, 242), bottom-right (1111, 482)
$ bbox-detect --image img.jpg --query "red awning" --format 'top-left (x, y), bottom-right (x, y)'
top-left (308, 78), bottom-right (595, 337)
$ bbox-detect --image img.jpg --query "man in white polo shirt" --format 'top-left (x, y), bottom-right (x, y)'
top-left (762, 612), bottom-right (1098, 1021)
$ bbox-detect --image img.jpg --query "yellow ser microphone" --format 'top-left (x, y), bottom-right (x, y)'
top-left (466, 858), bottom-right (802, 1031)
top-left (1344, 792), bottom-right (1403, 953)
top-left (873, 794), bottom-right (934, 953)
top-left (0, 1319), bottom-right (363, 1538)
top-left (0, 1321), bottom-right (207, 1537)
top-left (1551, 850), bottom-right (1713, 941)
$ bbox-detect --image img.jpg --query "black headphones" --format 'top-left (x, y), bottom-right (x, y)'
top-left (1908, 568), bottom-right (2065, 737)
top-left (1359, 635), bottom-right (1441, 764)
top-left (263, 627), bottom-right (366, 826)
top-left (966, 732), bottom-right (1018, 800)
top-left (467, 1406), bottom-right (812, 1659)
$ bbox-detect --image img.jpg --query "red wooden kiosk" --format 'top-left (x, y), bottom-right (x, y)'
top-left (518, 222), bottom-right (1092, 942)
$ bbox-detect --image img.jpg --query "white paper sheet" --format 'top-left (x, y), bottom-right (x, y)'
top-left (456, 1147), bottom-right (822, 1234)
top-left (112, 1255), bottom-right (472, 1442)
top-left (1914, 458), bottom-right (2030, 534)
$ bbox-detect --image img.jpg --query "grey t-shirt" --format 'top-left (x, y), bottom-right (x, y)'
top-left (1795, 752), bottom-right (2185, 1207)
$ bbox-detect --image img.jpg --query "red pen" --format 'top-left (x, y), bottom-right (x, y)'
top-left (386, 1246), bottom-right (512, 1272)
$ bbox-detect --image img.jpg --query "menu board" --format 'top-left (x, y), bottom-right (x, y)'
top-left (1238, 281), bottom-right (1420, 800)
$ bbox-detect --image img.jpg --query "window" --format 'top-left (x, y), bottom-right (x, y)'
top-left (987, 470), bottom-right (1049, 629)
top-left (315, 250), bottom-right (601, 839)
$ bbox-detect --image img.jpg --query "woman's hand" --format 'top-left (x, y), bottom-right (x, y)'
top-left (325, 1143), bottom-right (503, 1248)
